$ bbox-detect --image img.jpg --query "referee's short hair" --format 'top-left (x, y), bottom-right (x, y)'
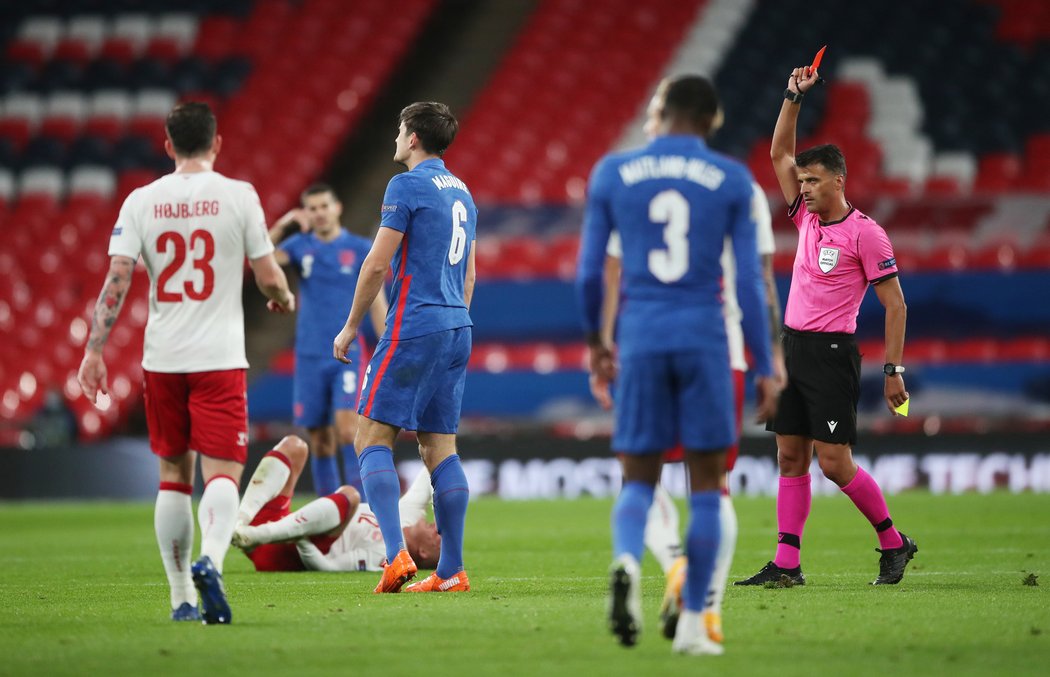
top-left (796, 144), bottom-right (847, 177)
top-left (661, 75), bottom-right (720, 131)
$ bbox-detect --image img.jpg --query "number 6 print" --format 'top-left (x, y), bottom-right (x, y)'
top-left (449, 199), bottom-right (468, 265)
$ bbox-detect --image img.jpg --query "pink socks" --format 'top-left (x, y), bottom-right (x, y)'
top-left (841, 466), bottom-right (903, 550)
top-left (774, 474), bottom-right (811, 570)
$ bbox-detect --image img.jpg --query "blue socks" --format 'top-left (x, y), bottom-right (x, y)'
top-left (431, 454), bottom-right (469, 579)
top-left (682, 490), bottom-right (721, 612)
top-left (310, 454), bottom-right (340, 496)
top-left (358, 445), bottom-right (405, 563)
top-left (612, 481), bottom-right (655, 563)
top-left (341, 443), bottom-right (364, 500)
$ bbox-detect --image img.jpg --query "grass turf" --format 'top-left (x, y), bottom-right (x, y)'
top-left (1, 492), bottom-right (1047, 676)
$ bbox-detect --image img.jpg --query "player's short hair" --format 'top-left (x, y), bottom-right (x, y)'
top-left (301, 182), bottom-right (338, 203)
top-left (796, 144), bottom-right (848, 177)
top-left (165, 102), bottom-right (216, 157)
top-left (399, 102), bottom-right (458, 156)
top-left (660, 75), bottom-right (720, 130)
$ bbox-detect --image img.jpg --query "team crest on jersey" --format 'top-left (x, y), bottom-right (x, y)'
top-left (818, 246), bottom-right (840, 273)
top-left (339, 249), bottom-right (357, 273)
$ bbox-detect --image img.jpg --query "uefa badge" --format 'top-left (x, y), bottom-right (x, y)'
top-left (818, 246), bottom-right (840, 273)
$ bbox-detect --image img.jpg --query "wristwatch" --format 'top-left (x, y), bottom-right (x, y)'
top-left (784, 88), bottom-right (804, 104)
top-left (883, 363), bottom-right (906, 376)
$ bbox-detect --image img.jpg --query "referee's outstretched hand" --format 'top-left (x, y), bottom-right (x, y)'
top-left (788, 66), bottom-right (820, 95)
top-left (754, 375), bottom-right (780, 424)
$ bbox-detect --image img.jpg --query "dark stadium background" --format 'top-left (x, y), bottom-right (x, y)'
top-left (1, 0), bottom-right (1048, 498)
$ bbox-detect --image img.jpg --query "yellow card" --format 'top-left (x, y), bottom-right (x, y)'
top-left (894, 399), bottom-right (909, 417)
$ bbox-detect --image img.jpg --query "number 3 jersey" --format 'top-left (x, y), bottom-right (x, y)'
top-left (378, 158), bottom-right (476, 340)
top-left (109, 171), bottom-right (275, 373)
top-left (578, 135), bottom-right (772, 377)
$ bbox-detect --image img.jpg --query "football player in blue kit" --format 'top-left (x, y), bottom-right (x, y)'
top-left (269, 184), bottom-right (389, 497)
top-left (577, 75), bottom-right (779, 655)
top-left (333, 102), bottom-right (476, 595)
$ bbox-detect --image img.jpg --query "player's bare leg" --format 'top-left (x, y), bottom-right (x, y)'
top-left (405, 432), bottom-right (470, 592)
top-left (156, 451), bottom-right (198, 620)
top-left (815, 441), bottom-right (917, 585)
top-left (356, 416), bottom-right (416, 592)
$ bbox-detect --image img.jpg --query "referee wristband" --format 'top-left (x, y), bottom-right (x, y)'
top-left (784, 88), bottom-right (804, 104)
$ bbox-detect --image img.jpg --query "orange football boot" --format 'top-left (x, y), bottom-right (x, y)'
top-left (703, 610), bottom-right (724, 644)
top-left (404, 570), bottom-right (471, 592)
top-left (374, 550), bottom-right (417, 593)
top-left (659, 556), bottom-right (686, 639)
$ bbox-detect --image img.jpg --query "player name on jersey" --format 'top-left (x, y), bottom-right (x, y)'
top-left (618, 154), bottom-right (726, 189)
top-left (431, 174), bottom-right (470, 192)
top-left (153, 200), bottom-right (222, 219)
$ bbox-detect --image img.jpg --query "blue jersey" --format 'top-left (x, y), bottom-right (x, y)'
top-left (378, 158), bottom-right (476, 340)
top-left (577, 135), bottom-right (773, 377)
top-left (281, 230), bottom-right (372, 357)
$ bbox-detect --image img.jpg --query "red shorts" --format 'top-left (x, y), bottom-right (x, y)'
top-left (246, 495), bottom-right (340, 572)
top-left (662, 368), bottom-right (746, 470)
top-left (143, 369), bottom-right (248, 463)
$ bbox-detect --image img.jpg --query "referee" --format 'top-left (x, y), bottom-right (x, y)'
top-left (735, 62), bottom-right (918, 587)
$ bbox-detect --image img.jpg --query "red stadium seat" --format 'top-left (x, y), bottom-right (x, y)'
top-left (974, 153), bottom-right (1022, 193)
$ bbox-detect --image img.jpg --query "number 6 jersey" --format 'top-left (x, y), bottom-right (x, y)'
top-left (378, 158), bottom-right (476, 341)
top-left (108, 171), bottom-right (275, 372)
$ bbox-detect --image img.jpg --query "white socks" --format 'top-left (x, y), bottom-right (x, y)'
top-left (704, 494), bottom-right (738, 614)
top-left (155, 486), bottom-right (195, 609)
top-left (398, 468), bottom-right (433, 527)
top-left (645, 484), bottom-right (683, 574)
top-left (236, 454), bottom-right (291, 527)
top-left (197, 476), bottom-right (239, 574)
top-left (242, 495), bottom-right (342, 544)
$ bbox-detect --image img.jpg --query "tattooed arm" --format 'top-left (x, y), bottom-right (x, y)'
top-left (77, 256), bottom-right (135, 404)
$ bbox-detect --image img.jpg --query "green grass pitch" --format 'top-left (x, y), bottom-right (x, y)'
top-left (1, 492), bottom-right (1047, 676)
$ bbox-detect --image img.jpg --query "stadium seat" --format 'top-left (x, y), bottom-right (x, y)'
top-left (40, 90), bottom-right (86, 141)
top-left (53, 16), bottom-right (106, 64)
top-left (100, 14), bottom-right (152, 64)
top-left (6, 16), bottom-right (62, 66)
top-left (0, 92), bottom-right (44, 150)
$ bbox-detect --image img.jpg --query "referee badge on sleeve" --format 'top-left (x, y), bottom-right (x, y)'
top-left (818, 246), bottom-right (840, 273)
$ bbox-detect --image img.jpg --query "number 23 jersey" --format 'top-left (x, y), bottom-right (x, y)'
top-left (108, 171), bottom-right (275, 373)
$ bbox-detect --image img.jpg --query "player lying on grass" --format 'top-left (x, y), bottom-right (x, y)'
top-left (230, 435), bottom-right (440, 573)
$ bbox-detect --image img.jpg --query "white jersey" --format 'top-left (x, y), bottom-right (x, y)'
top-left (606, 182), bottom-right (774, 372)
top-left (296, 469), bottom-right (433, 572)
top-left (108, 171), bottom-right (274, 373)
top-left (721, 183), bottom-right (775, 371)
top-left (309, 503), bottom-right (387, 572)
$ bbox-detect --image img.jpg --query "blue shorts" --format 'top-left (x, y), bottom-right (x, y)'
top-left (613, 350), bottom-right (734, 454)
top-left (293, 353), bottom-right (362, 429)
top-left (358, 327), bottom-right (471, 434)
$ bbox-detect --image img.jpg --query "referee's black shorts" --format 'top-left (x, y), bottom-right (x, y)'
top-left (766, 326), bottom-right (861, 446)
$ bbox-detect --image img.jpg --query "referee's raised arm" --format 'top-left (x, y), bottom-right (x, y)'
top-left (771, 66), bottom-right (821, 205)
